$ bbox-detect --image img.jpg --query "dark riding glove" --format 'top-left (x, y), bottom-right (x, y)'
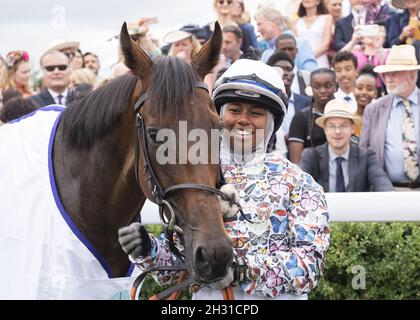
top-left (217, 184), bottom-right (241, 219)
top-left (118, 222), bottom-right (152, 259)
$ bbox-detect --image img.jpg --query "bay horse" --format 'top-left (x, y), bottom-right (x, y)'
top-left (0, 22), bottom-right (233, 299)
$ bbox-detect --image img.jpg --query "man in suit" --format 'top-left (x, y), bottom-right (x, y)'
top-left (361, 44), bottom-right (420, 190)
top-left (266, 51), bottom-right (311, 137)
top-left (300, 99), bottom-right (392, 192)
top-left (31, 51), bottom-right (71, 108)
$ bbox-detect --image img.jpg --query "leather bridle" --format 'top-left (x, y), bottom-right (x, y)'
top-left (133, 81), bottom-right (228, 239)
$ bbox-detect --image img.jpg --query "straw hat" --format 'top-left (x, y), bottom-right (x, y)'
top-left (163, 29), bottom-right (193, 43)
top-left (47, 41), bottom-right (80, 53)
top-left (374, 45), bottom-right (420, 73)
top-left (315, 99), bottom-right (361, 128)
top-left (391, 0), bottom-right (406, 10)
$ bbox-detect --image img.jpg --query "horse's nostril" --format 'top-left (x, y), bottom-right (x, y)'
top-left (194, 247), bottom-right (212, 279)
top-left (194, 244), bottom-right (233, 282)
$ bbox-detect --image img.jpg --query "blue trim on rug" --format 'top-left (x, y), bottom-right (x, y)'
top-left (8, 105), bottom-right (65, 124)
top-left (47, 110), bottom-right (134, 278)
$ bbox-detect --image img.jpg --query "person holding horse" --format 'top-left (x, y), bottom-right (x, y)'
top-left (119, 59), bottom-right (330, 300)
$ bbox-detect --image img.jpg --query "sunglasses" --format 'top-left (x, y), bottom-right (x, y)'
top-left (44, 64), bottom-right (68, 72)
top-left (218, 0), bottom-right (233, 5)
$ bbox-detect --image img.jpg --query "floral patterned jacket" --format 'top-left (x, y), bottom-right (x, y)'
top-left (135, 152), bottom-right (330, 298)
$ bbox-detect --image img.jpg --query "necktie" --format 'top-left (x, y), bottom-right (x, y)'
top-left (57, 94), bottom-right (63, 105)
top-left (335, 157), bottom-right (345, 192)
top-left (402, 99), bottom-right (419, 181)
top-left (344, 96), bottom-right (351, 102)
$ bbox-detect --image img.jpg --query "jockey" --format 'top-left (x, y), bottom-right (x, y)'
top-left (119, 59), bottom-right (330, 300)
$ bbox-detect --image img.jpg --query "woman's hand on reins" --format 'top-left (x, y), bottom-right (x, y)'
top-left (118, 222), bottom-right (152, 259)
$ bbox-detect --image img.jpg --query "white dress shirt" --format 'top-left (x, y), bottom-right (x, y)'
top-left (328, 145), bottom-right (350, 192)
top-left (48, 89), bottom-right (68, 106)
top-left (334, 88), bottom-right (357, 113)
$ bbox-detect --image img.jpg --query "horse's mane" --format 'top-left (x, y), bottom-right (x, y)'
top-left (60, 57), bottom-right (197, 150)
top-left (148, 56), bottom-right (196, 118)
top-left (61, 74), bottom-right (138, 150)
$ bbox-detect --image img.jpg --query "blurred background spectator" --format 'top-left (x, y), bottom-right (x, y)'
top-left (388, 0), bottom-right (420, 46)
top-left (69, 49), bottom-right (85, 70)
top-left (0, 96), bottom-right (38, 123)
top-left (70, 68), bottom-right (97, 88)
top-left (292, 0), bottom-right (333, 68)
top-left (164, 28), bottom-right (202, 64)
top-left (1, 50), bottom-right (33, 97)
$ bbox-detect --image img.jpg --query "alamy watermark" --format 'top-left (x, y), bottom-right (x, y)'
top-left (51, 5), bottom-right (66, 29)
top-left (351, 265), bottom-right (366, 290)
top-left (152, 121), bottom-right (266, 165)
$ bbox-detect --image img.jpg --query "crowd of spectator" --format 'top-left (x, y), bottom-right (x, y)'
top-left (1, 0), bottom-right (420, 191)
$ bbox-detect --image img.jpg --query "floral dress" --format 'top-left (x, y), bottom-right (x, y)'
top-left (135, 151), bottom-right (330, 298)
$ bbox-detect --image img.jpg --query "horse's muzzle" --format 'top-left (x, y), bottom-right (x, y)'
top-left (193, 241), bottom-right (234, 282)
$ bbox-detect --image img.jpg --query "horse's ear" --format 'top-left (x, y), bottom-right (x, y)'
top-left (119, 22), bottom-right (153, 82)
top-left (191, 21), bottom-right (222, 79)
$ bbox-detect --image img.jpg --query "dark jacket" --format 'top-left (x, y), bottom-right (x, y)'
top-left (387, 10), bottom-right (410, 47)
top-left (293, 93), bottom-right (311, 113)
top-left (239, 23), bottom-right (259, 53)
top-left (30, 90), bottom-right (55, 109)
top-left (333, 14), bottom-right (354, 51)
top-left (300, 143), bottom-right (393, 192)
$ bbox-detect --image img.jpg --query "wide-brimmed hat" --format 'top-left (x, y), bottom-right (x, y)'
top-left (374, 45), bottom-right (420, 73)
top-left (180, 24), bottom-right (209, 42)
top-left (47, 41), bottom-right (80, 53)
top-left (391, 0), bottom-right (406, 10)
top-left (315, 99), bottom-right (361, 128)
top-left (163, 29), bottom-right (193, 43)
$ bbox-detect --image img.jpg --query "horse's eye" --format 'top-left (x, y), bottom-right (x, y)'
top-left (147, 128), bottom-right (158, 143)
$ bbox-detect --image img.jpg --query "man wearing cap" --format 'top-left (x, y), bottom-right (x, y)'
top-left (360, 44), bottom-right (420, 190)
top-left (301, 99), bottom-right (393, 192)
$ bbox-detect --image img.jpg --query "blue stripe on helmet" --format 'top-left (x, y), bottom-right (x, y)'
top-left (227, 79), bottom-right (280, 95)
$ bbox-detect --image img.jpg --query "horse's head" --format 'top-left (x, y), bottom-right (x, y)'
top-left (119, 22), bottom-right (233, 282)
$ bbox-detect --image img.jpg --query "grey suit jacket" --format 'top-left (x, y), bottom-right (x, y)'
top-left (360, 93), bottom-right (420, 173)
top-left (300, 143), bottom-right (393, 192)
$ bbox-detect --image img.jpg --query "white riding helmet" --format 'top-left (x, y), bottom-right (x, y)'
top-left (212, 59), bottom-right (288, 133)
